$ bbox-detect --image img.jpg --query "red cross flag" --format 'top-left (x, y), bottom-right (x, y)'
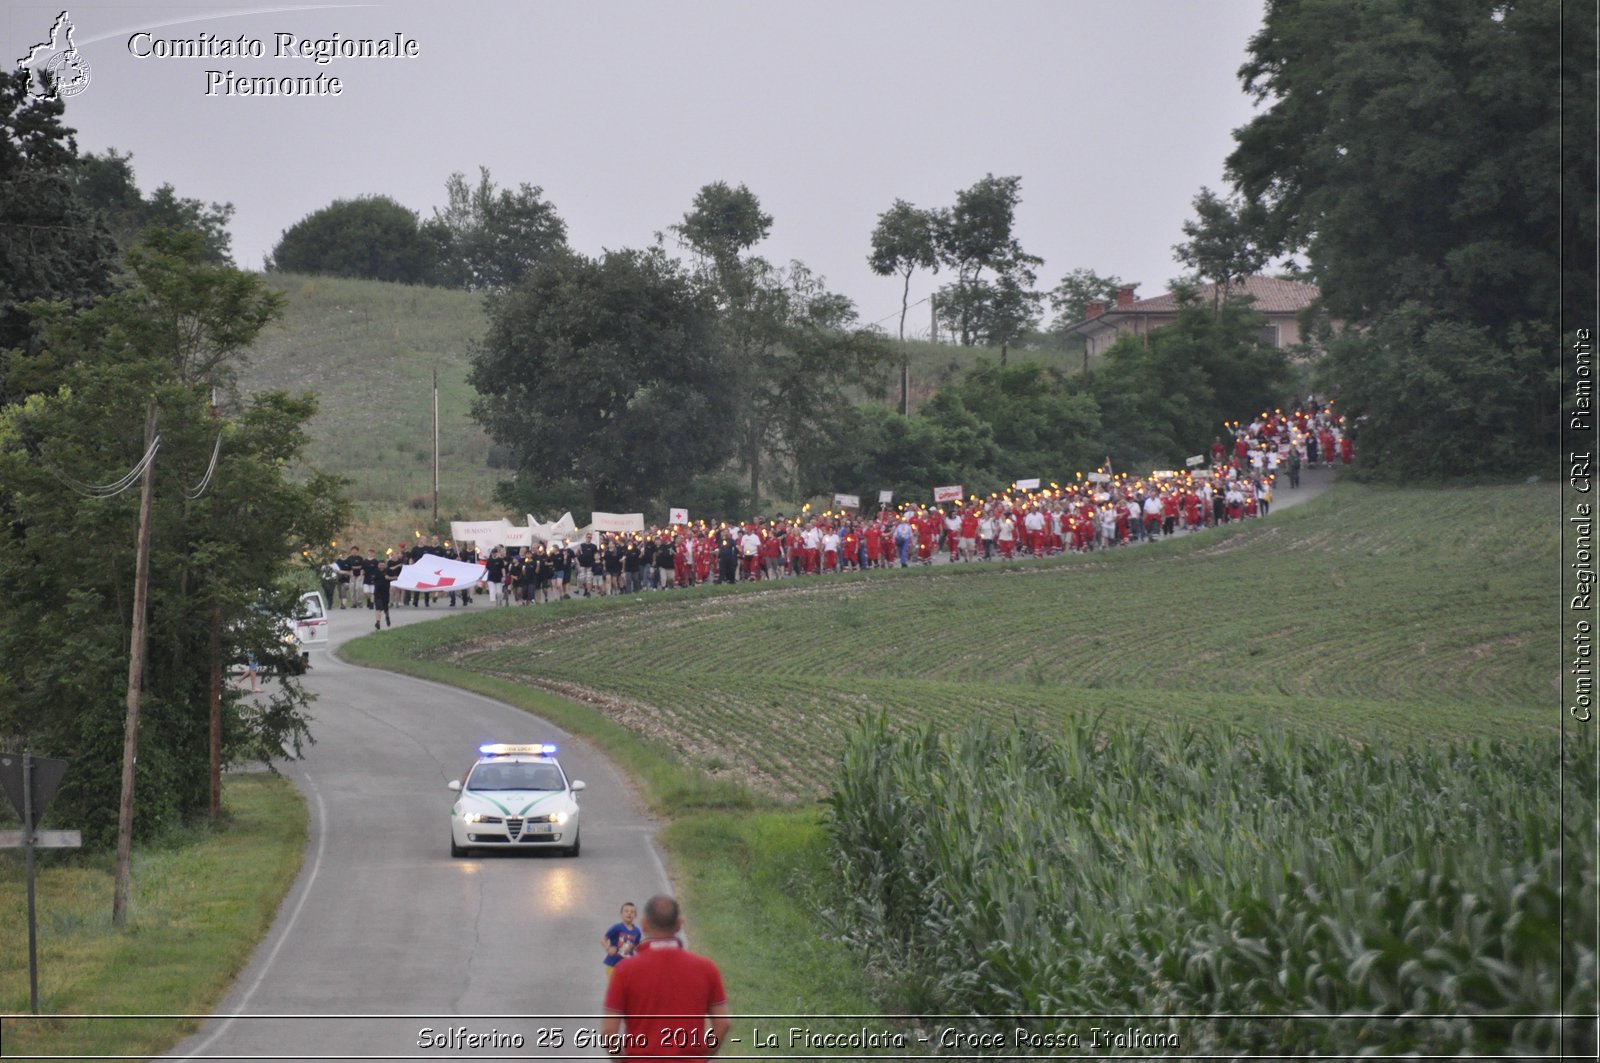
top-left (393, 553), bottom-right (487, 590)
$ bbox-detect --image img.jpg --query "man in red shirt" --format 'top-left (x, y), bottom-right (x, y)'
top-left (602, 895), bottom-right (730, 1062)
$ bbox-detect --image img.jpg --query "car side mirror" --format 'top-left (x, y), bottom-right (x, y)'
top-left (447, 780), bottom-right (461, 792)
top-left (571, 780), bottom-right (586, 792)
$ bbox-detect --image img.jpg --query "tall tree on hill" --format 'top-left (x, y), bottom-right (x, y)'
top-left (1225, 0), bottom-right (1586, 475)
top-left (932, 174), bottom-right (1034, 348)
top-left (1172, 187), bottom-right (1271, 312)
top-left (469, 247), bottom-right (735, 512)
top-left (971, 251), bottom-right (1044, 365)
top-left (868, 198), bottom-right (941, 412)
top-left (266, 195), bottom-right (435, 284)
top-left (0, 68), bottom-right (118, 393)
top-left (424, 167), bottom-right (568, 290)
top-left (675, 183), bottom-right (893, 505)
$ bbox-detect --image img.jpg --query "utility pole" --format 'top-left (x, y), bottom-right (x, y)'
top-left (208, 605), bottom-right (222, 819)
top-left (432, 366), bottom-right (440, 525)
top-left (113, 403), bottom-right (158, 928)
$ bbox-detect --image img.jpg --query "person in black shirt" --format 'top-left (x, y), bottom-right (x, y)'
top-left (364, 549), bottom-right (388, 628)
top-left (717, 536), bottom-right (738, 584)
top-left (603, 539), bottom-right (624, 596)
top-left (577, 536), bottom-right (599, 597)
top-left (518, 549), bottom-right (538, 605)
top-left (655, 536), bottom-right (675, 589)
top-left (342, 547), bottom-right (367, 609)
top-left (484, 547), bottom-right (506, 607)
top-left (623, 540), bottom-right (642, 594)
top-left (457, 543), bottom-right (479, 606)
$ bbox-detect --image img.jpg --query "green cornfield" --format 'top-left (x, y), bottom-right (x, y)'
top-left (824, 717), bottom-right (1594, 1055)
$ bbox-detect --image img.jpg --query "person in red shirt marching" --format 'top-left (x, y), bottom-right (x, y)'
top-left (601, 895), bottom-right (730, 1063)
top-left (693, 533), bottom-right (713, 586)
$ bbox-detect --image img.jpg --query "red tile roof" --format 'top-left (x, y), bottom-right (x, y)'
top-left (1118, 275), bottom-right (1320, 315)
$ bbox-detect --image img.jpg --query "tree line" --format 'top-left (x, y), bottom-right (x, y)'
top-left (0, 69), bottom-right (347, 850)
top-left (469, 178), bottom-right (1296, 520)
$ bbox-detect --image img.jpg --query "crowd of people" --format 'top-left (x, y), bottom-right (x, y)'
top-left (322, 403), bottom-right (1352, 609)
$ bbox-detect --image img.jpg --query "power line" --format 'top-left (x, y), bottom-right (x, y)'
top-left (48, 436), bottom-right (161, 499)
top-left (183, 433), bottom-right (223, 500)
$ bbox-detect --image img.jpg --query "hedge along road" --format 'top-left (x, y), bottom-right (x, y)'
top-left (166, 592), bottom-right (671, 1061)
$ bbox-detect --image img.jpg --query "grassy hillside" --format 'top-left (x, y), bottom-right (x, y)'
top-left (236, 272), bottom-right (496, 522)
top-left (351, 479), bottom-right (1559, 802)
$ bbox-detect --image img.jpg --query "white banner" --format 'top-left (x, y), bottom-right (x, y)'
top-left (501, 526), bottom-right (534, 548)
top-left (832, 493), bottom-right (861, 510)
top-left (394, 553), bottom-right (487, 591)
top-left (588, 511), bottom-right (646, 533)
top-left (450, 519), bottom-right (509, 546)
top-left (878, 490), bottom-right (894, 505)
top-left (1013, 478), bottom-right (1041, 491)
top-left (526, 512), bottom-right (578, 543)
top-left (1087, 472), bottom-right (1111, 484)
top-left (1185, 454), bottom-right (1206, 467)
top-left (932, 485), bottom-right (964, 503)
top-left (1152, 470), bottom-right (1179, 480)
top-left (669, 508), bottom-right (689, 525)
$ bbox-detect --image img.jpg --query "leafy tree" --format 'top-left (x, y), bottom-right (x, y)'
top-left (1316, 304), bottom-right (1545, 479)
top-left (0, 68), bottom-right (118, 385)
top-left (1087, 300), bottom-right (1291, 468)
top-left (1172, 187), bottom-right (1271, 311)
top-left (968, 252), bottom-right (1044, 364)
top-left (674, 180), bottom-right (772, 270)
top-left (266, 195), bottom-right (434, 283)
top-left (469, 247), bottom-right (735, 512)
top-left (424, 166), bottom-right (567, 290)
top-left (676, 183), bottom-right (893, 505)
top-left (932, 174), bottom-right (1034, 347)
top-left (0, 231), bottom-right (348, 847)
top-left (1225, 0), bottom-right (1586, 472)
top-left (72, 148), bottom-right (235, 264)
top-left (868, 199), bottom-right (941, 412)
top-left (1047, 268), bottom-right (1126, 332)
top-left (941, 360), bottom-right (1101, 479)
top-left (794, 400), bottom-right (1002, 505)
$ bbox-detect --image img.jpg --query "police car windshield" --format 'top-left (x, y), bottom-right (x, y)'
top-left (468, 762), bottom-right (563, 791)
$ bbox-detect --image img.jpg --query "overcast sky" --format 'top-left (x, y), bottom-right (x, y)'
top-left (10, 0), bottom-right (1268, 335)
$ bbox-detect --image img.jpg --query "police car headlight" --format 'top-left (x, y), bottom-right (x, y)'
top-left (463, 813), bottom-right (502, 824)
top-left (551, 811), bottom-right (569, 825)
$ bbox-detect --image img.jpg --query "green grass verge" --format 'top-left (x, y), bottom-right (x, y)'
top-left (0, 773), bottom-right (305, 1059)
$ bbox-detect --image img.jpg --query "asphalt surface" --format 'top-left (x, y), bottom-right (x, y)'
top-left (165, 595), bottom-right (671, 1062)
top-left (163, 465), bottom-right (1340, 1061)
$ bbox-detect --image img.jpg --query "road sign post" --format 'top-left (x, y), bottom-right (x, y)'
top-left (0, 751), bottom-right (77, 1014)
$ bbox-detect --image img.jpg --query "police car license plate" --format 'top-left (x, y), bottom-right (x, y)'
top-left (526, 823), bottom-right (554, 834)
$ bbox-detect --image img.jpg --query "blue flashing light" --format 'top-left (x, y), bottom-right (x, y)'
top-left (478, 742), bottom-right (559, 757)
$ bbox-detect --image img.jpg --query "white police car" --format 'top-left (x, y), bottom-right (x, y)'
top-left (447, 744), bottom-right (585, 858)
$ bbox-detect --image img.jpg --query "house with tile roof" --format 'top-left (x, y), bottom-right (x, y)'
top-left (1059, 275), bottom-right (1322, 359)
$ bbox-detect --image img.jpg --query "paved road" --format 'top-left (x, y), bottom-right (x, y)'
top-left (166, 596), bottom-right (670, 1062)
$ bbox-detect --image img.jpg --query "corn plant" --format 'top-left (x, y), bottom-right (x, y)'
top-left (824, 717), bottom-right (1594, 1055)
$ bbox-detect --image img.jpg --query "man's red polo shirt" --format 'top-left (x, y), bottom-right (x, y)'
top-left (603, 938), bottom-right (726, 1061)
